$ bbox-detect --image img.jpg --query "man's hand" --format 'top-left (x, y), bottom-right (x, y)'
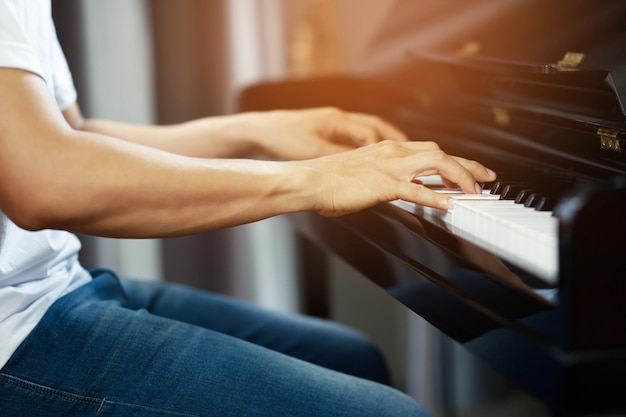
top-left (247, 107), bottom-right (409, 160)
top-left (293, 140), bottom-right (497, 216)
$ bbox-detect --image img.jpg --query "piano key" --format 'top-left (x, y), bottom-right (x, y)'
top-left (489, 181), bottom-right (509, 195)
top-left (523, 192), bottom-right (544, 208)
top-left (391, 177), bottom-right (558, 284)
top-left (514, 188), bottom-right (535, 204)
top-left (499, 184), bottom-right (528, 200)
top-left (534, 196), bottom-right (557, 211)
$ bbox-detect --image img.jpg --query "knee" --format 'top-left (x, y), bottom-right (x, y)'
top-left (340, 379), bottom-right (431, 417)
top-left (314, 324), bottom-right (391, 385)
top-left (340, 331), bottom-right (391, 384)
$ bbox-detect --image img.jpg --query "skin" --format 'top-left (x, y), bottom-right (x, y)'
top-left (0, 68), bottom-right (496, 239)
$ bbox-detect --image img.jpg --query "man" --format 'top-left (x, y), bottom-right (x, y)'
top-left (0, 1), bottom-right (496, 416)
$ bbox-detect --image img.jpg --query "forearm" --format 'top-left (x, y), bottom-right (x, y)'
top-left (22, 130), bottom-right (315, 238)
top-left (79, 113), bottom-right (266, 159)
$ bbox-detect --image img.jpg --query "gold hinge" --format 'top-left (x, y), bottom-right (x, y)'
top-left (598, 128), bottom-right (621, 152)
top-left (556, 52), bottom-right (585, 70)
top-left (492, 106), bottom-right (511, 126)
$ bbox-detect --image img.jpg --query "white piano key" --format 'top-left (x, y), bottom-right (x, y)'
top-left (390, 176), bottom-right (559, 284)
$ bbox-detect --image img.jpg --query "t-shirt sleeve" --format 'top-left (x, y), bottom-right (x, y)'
top-left (0, 0), bottom-right (77, 110)
top-left (0, 1), bottom-right (44, 76)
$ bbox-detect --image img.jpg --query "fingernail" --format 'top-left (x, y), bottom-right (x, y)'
top-left (447, 197), bottom-right (455, 209)
top-left (486, 168), bottom-right (496, 178)
top-left (475, 183), bottom-right (483, 194)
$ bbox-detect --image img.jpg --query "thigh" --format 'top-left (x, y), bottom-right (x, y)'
top-left (120, 275), bottom-right (390, 384)
top-left (0, 272), bottom-right (428, 417)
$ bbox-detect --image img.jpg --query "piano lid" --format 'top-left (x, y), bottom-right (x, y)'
top-left (389, 52), bottom-right (626, 171)
top-left (403, 52), bottom-right (626, 122)
top-left (356, 0), bottom-right (626, 101)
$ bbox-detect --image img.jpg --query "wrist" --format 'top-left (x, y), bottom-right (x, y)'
top-left (280, 161), bottom-right (325, 214)
top-left (232, 110), bottom-right (283, 159)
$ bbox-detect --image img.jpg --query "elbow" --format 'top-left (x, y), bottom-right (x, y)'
top-left (2, 190), bottom-right (62, 232)
top-left (6, 209), bottom-right (47, 234)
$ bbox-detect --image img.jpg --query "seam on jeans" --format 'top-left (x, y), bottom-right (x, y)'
top-left (0, 372), bottom-right (201, 416)
top-left (0, 372), bottom-right (102, 406)
top-left (98, 397), bottom-right (106, 413)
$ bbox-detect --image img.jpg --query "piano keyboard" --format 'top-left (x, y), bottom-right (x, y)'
top-left (391, 176), bottom-right (559, 284)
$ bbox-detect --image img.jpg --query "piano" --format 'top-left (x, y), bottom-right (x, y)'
top-left (238, 1), bottom-right (626, 415)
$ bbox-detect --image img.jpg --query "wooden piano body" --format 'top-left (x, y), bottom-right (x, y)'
top-left (239, 1), bottom-right (626, 415)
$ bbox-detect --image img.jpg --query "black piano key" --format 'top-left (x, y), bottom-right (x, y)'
top-left (523, 193), bottom-right (544, 208)
top-left (489, 182), bottom-right (501, 195)
top-left (514, 188), bottom-right (536, 204)
top-left (534, 196), bottom-right (556, 211)
top-left (480, 181), bottom-right (495, 192)
top-left (499, 185), bottom-right (529, 200)
top-left (490, 181), bottom-right (521, 195)
top-left (489, 176), bottom-right (568, 213)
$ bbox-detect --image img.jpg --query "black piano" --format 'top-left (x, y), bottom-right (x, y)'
top-left (239, 1), bottom-right (626, 415)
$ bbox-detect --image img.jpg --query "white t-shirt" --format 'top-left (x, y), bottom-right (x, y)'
top-left (0, 0), bottom-right (92, 368)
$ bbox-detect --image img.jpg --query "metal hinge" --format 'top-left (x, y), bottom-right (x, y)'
top-left (556, 52), bottom-right (585, 71)
top-left (492, 106), bottom-right (511, 126)
top-left (598, 128), bottom-right (621, 152)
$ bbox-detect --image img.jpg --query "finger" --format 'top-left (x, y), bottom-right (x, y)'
top-left (451, 156), bottom-right (497, 183)
top-left (348, 112), bottom-right (409, 143)
top-left (397, 181), bottom-right (454, 210)
top-left (326, 111), bottom-right (408, 146)
top-left (440, 177), bottom-right (458, 189)
top-left (406, 149), bottom-right (482, 195)
top-left (402, 140), bottom-right (442, 152)
top-left (327, 120), bottom-right (382, 147)
top-left (404, 148), bottom-right (496, 191)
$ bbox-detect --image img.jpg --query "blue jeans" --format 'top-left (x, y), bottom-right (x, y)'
top-left (0, 269), bottom-right (429, 416)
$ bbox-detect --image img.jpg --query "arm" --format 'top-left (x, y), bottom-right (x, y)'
top-left (0, 69), bottom-right (495, 239)
top-left (0, 69), bottom-right (314, 237)
top-left (64, 103), bottom-right (409, 160)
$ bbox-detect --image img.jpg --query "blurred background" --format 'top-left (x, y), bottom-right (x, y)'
top-left (49, 1), bottom-right (625, 416)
